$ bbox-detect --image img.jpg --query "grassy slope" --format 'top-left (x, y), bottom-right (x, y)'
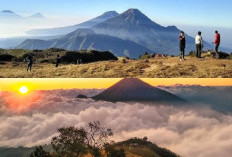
top-left (0, 55), bottom-right (232, 78)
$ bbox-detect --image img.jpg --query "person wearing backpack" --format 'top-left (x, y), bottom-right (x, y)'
top-left (213, 30), bottom-right (220, 58)
top-left (195, 31), bottom-right (203, 58)
top-left (179, 31), bottom-right (186, 61)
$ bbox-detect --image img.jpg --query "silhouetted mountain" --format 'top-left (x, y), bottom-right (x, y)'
top-left (76, 95), bottom-right (88, 99)
top-left (92, 78), bottom-right (187, 104)
top-left (27, 11), bottom-right (119, 36)
top-left (93, 8), bottom-right (212, 54)
top-left (0, 10), bottom-right (22, 18)
top-left (18, 28), bottom-right (151, 58)
top-left (29, 13), bottom-right (45, 18)
top-left (1, 10), bottom-right (15, 14)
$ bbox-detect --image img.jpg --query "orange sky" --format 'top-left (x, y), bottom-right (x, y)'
top-left (0, 78), bottom-right (232, 92)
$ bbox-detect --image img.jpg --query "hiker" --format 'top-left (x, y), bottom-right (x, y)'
top-left (213, 30), bottom-right (220, 58)
top-left (179, 31), bottom-right (186, 61)
top-left (56, 55), bottom-right (61, 68)
top-left (195, 31), bottom-right (203, 58)
top-left (26, 55), bottom-right (33, 71)
top-left (77, 58), bottom-right (82, 64)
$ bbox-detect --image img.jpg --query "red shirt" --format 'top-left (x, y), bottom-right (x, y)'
top-left (214, 33), bottom-right (220, 44)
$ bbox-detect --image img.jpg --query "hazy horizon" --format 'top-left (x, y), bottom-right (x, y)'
top-left (0, 9), bottom-right (232, 50)
top-left (0, 0), bottom-right (232, 50)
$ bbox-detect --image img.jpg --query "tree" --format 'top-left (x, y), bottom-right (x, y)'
top-left (30, 146), bottom-right (51, 157)
top-left (143, 136), bottom-right (148, 141)
top-left (51, 127), bottom-right (88, 157)
top-left (51, 121), bottom-right (113, 157)
top-left (86, 121), bottom-right (113, 157)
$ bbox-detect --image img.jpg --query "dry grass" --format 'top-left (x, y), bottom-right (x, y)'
top-left (0, 56), bottom-right (232, 78)
top-left (81, 146), bottom-right (159, 157)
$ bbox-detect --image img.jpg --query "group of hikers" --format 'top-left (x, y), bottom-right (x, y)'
top-left (179, 30), bottom-right (221, 61)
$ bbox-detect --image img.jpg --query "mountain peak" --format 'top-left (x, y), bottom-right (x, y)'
top-left (125, 8), bottom-right (142, 14)
top-left (30, 13), bottom-right (45, 18)
top-left (112, 78), bottom-right (152, 88)
top-left (2, 10), bottom-right (14, 14)
top-left (117, 8), bottom-right (155, 25)
top-left (94, 11), bottom-right (119, 20)
top-left (92, 78), bottom-right (187, 104)
top-left (102, 11), bottom-right (119, 17)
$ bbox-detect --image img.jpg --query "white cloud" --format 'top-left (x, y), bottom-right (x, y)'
top-left (0, 89), bottom-right (232, 157)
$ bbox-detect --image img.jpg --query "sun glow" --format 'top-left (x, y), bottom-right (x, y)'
top-left (19, 86), bottom-right (29, 94)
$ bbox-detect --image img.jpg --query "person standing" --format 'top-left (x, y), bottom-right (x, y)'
top-left (213, 30), bottom-right (220, 58)
top-left (26, 55), bottom-right (33, 71)
top-left (195, 31), bottom-right (203, 58)
top-left (56, 55), bottom-right (61, 68)
top-left (179, 31), bottom-right (186, 61)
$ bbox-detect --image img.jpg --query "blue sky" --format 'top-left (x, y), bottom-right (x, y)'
top-left (1, 0), bottom-right (232, 28)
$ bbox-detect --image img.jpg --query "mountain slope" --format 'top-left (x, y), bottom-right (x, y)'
top-left (27, 11), bottom-right (119, 36)
top-left (17, 29), bottom-right (151, 58)
top-left (92, 8), bottom-right (212, 54)
top-left (92, 78), bottom-right (187, 104)
top-left (18, 28), bottom-right (152, 58)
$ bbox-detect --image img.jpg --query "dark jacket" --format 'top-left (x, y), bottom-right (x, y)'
top-left (26, 56), bottom-right (33, 65)
top-left (179, 36), bottom-right (186, 49)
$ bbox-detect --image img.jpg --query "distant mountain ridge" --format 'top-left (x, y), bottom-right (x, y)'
top-left (0, 10), bottom-right (45, 20)
top-left (27, 11), bottom-right (119, 36)
top-left (29, 13), bottom-right (45, 18)
top-left (18, 28), bottom-right (152, 58)
top-left (0, 10), bottom-right (22, 18)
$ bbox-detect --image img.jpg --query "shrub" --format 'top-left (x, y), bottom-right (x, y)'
top-left (48, 48), bottom-right (65, 52)
top-left (0, 54), bottom-right (15, 61)
top-left (189, 51), bottom-right (196, 57)
top-left (61, 50), bottom-right (118, 64)
top-left (29, 146), bottom-right (51, 157)
top-left (217, 51), bottom-right (230, 59)
top-left (33, 49), bottom-right (43, 52)
top-left (228, 54), bottom-right (232, 60)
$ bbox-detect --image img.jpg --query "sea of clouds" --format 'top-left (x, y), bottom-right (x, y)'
top-left (0, 87), bottom-right (232, 157)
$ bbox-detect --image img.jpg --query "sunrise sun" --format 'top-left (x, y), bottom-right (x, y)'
top-left (19, 86), bottom-right (29, 94)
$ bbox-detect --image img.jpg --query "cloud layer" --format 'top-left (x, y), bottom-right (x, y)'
top-left (0, 88), bottom-right (232, 157)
